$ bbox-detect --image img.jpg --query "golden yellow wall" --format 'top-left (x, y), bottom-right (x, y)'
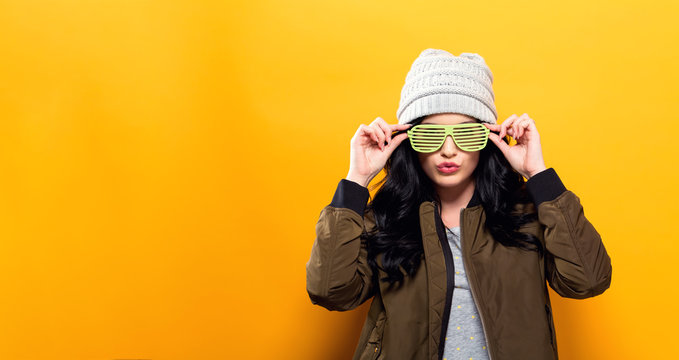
top-left (0, 0), bottom-right (677, 359)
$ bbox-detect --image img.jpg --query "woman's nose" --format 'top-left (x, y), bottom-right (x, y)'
top-left (440, 135), bottom-right (458, 156)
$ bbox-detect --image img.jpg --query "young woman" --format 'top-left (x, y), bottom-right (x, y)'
top-left (306, 49), bottom-right (612, 360)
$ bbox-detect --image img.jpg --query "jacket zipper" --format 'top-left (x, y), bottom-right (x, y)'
top-left (459, 207), bottom-right (494, 360)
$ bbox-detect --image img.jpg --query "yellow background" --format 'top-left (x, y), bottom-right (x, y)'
top-left (0, 0), bottom-right (677, 359)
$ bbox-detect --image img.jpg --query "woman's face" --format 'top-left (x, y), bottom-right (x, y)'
top-left (416, 113), bottom-right (482, 191)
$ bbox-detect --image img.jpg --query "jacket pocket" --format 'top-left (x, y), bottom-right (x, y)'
top-left (360, 312), bottom-right (386, 360)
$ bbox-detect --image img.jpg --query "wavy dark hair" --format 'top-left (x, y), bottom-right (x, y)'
top-left (364, 115), bottom-right (544, 287)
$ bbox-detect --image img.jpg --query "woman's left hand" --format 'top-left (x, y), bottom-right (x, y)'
top-left (483, 113), bottom-right (547, 179)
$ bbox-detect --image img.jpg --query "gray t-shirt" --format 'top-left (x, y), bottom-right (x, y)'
top-left (442, 226), bottom-right (490, 360)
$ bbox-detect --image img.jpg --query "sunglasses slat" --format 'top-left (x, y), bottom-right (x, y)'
top-left (454, 135), bottom-right (485, 140)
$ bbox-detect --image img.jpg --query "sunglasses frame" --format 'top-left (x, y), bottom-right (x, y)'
top-left (406, 123), bottom-right (490, 153)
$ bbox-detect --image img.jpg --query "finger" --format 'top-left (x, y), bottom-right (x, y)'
top-left (374, 118), bottom-right (392, 145)
top-left (516, 114), bottom-right (531, 140)
top-left (518, 118), bottom-right (530, 140)
top-left (500, 114), bottom-right (518, 139)
top-left (512, 114), bottom-right (528, 140)
top-left (483, 123), bottom-right (501, 131)
top-left (488, 132), bottom-right (511, 155)
top-left (369, 123), bottom-right (386, 150)
top-left (387, 132), bottom-right (409, 150)
top-left (390, 124), bottom-right (413, 139)
top-left (520, 115), bottom-right (534, 140)
top-left (360, 125), bottom-right (380, 146)
top-left (519, 113), bottom-right (533, 136)
top-left (389, 123), bottom-right (413, 131)
top-left (511, 116), bottom-right (524, 139)
top-left (512, 119), bottom-right (523, 141)
top-left (370, 116), bottom-right (387, 144)
top-left (483, 123), bottom-right (505, 140)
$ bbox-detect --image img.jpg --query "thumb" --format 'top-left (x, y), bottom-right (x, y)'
top-left (488, 132), bottom-right (511, 156)
top-left (387, 132), bottom-right (409, 150)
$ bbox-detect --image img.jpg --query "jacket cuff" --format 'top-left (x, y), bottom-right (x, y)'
top-left (329, 179), bottom-right (370, 215)
top-left (526, 168), bottom-right (567, 206)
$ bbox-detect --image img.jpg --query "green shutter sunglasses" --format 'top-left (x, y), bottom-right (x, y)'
top-left (405, 123), bottom-right (491, 153)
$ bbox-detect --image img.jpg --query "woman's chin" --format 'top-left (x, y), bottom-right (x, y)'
top-left (431, 174), bottom-right (473, 189)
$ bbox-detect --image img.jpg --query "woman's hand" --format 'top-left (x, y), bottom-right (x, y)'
top-left (484, 113), bottom-right (547, 179)
top-left (346, 117), bottom-right (411, 187)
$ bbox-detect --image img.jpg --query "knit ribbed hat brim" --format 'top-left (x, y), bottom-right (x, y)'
top-left (397, 92), bottom-right (497, 125)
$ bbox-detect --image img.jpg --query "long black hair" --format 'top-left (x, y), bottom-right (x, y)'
top-left (364, 115), bottom-right (544, 287)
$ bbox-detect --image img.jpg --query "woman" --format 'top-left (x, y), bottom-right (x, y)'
top-left (306, 49), bottom-right (612, 360)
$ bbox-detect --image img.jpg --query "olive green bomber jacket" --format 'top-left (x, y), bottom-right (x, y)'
top-left (306, 168), bottom-right (612, 360)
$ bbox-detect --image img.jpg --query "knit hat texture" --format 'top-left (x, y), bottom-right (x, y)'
top-left (396, 48), bottom-right (497, 125)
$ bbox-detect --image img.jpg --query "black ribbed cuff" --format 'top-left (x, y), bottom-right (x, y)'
top-left (526, 168), bottom-right (567, 206)
top-left (329, 179), bottom-right (370, 216)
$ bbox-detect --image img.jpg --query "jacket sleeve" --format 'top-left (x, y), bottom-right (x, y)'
top-left (526, 168), bottom-right (613, 299)
top-left (305, 178), bottom-right (377, 311)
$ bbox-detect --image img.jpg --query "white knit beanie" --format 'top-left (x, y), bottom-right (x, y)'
top-left (396, 48), bottom-right (498, 125)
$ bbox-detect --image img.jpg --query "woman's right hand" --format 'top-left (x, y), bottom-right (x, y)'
top-left (346, 117), bottom-right (412, 187)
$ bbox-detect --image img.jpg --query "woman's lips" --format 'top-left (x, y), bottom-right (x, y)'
top-left (437, 164), bottom-right (460, 174)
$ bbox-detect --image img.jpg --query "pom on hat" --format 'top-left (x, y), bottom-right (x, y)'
top-left (396, 48), bottom-right (498, 125)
